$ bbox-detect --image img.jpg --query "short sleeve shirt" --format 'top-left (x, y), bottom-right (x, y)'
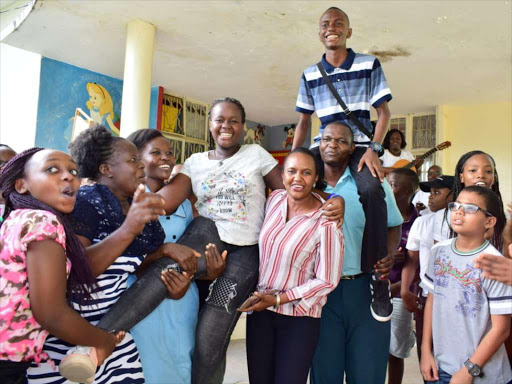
top-left (0, 209), bottom-right (68, 363)
top-left (325, 168), bottom-right (403, 275)
top-left (422, 239), bottom-right (512, 382)
top-left (432, 208), bottom-right (452, 242)
top-left (181, 144), bottom-right (278, 245)
top-left (380, 149), bottom-right (415, 168)
top-left (406, 212), bottom-right (436, 293)
top-left (296, 49), bottom-right (392, 145)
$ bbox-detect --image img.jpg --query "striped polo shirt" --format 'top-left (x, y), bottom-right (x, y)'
top-left (257, 190), bottom-right (344, 318)
top-left (296, 49), bottom-right (392, 146)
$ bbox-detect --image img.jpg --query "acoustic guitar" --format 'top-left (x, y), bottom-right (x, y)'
top-left (392, 141), bottom-right (451, 172)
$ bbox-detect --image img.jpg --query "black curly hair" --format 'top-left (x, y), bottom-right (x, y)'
top-left (68, 124), bottom-right (124, 179)
top-left (126, 129), bottom-right (165, 151)
top-left (447, 150), bottom-right (504, 250)
top-left (0, 148), bottom-right (96, 303)
top-left (383, 129), bottom-right (406, 150)
top-left (208, 97), bottom-right (246, 124)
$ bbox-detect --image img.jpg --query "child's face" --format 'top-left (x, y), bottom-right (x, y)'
top-left (140, 136), bottom-right (176, 184)
top-left (450, 191), bottom-right (495, 237)
top-left (209, 102), bottom-right (244, 150)
top-left (460, 154), bottom-right (495, 189)
top-left (318, 9), bottom-right (352, 50)
top-left (388, 173), bottom-right (413, 201)
top-left (88, 88), bottom-right (104, 109)
top-left (428, 187), bottom-right (451, 212)
top-left (15, 150), bottom-right (80, 214)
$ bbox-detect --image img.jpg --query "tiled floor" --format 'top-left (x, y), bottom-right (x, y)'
top-left (224, 339), bottom-right (425, 384)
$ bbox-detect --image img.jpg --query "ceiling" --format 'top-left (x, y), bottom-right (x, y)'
top-left (2, 0), bottom-right (511, 125)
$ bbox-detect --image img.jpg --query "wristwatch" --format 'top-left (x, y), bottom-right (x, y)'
top-left (369, 141), bottom-right (384, 157)
top-left (464, 359), bottom-right (483, 378)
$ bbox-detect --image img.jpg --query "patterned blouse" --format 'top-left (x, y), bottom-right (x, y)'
top-left (0, 209), bottom-right (69, 363)
top-left (27, 183), bottom-right (165, 384)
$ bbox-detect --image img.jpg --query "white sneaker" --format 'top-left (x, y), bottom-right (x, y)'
top-left (59, 346), bottom-right (97, 383)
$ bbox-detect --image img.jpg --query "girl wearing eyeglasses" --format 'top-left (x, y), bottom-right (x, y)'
top-left (432, 150), bottom-right (505, 252)
top-left (420, 186), bottom-right (511, 384)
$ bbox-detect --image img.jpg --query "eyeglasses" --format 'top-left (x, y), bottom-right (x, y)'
top-left (448, 202), bottom-right (493, 217)
top-left (320, 137), bottom-right (347, 145)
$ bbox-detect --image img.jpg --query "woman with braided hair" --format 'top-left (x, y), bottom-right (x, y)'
top-left (0, 148), bottom-right (120, 384)
top-left (432, 150), bottom-right (505, 251)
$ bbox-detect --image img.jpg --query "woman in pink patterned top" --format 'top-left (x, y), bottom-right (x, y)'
top-left (0, 148), bottom-right (119, 384)
top-left (239, 148), bottom-right (345, 384)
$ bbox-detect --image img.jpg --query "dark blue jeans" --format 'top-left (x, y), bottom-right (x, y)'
top-left (312, 146), bottom-right (387, 272)
top-left (95, 216), bottom-right (259, 384)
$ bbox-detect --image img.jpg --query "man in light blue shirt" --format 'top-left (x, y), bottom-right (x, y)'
top-left (311, 121), bottom-right (402, 384)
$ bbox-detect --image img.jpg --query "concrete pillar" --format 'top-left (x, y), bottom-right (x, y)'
top-left (120, 19), bottom-right (155, 137)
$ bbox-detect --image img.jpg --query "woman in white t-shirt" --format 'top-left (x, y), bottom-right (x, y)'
top-left (381, 129), bottom-right (422, 175)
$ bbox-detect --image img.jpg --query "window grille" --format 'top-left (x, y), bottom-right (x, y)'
top-left (412, 115), bottom-right (436, 149)
top-left (160, 93), bottom-right (209, 163)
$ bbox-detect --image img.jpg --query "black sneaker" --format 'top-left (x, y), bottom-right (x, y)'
top-left (369, 276), bottom-right (393, 322)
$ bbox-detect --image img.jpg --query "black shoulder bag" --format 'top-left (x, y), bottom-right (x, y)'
top-left (316, 62), bottom-right (374, 141)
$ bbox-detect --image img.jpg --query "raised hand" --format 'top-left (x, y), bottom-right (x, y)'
top-left (123, 184), bottom-right (166, 237)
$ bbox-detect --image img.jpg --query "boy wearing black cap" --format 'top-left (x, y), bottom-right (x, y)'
top-left (401, 175), bottom-right (454, 363)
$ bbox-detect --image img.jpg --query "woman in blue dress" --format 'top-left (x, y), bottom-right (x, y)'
top-left (126, 128), bottom-right (198, 384)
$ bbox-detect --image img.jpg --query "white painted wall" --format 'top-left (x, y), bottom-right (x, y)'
top-left (0, 43), bottom-right (40, 151)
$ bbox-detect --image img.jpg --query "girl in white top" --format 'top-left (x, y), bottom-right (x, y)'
top-left (432, 150), bottom-right (505, 252)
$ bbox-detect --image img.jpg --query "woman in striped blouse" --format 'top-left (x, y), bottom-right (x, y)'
top-left (240, 147), bottom-right (345, 384)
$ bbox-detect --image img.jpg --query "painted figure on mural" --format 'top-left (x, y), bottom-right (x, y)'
top-left (243, 123), bottom-right (265, 145)
top-left (86, 82), bottom-right (120, 136)
top-left (282, 124), bottom-right (296, 149)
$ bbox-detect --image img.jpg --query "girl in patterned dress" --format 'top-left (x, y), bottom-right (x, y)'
top-left (0, 148), bottom-right (119, 384)
top-left (27, 125), bottom-right (196, 384)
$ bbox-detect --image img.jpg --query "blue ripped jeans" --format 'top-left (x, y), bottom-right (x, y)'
top-left (95, 216), bottom-right (259, 384)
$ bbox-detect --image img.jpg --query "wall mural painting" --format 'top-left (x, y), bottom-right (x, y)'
top-left (282, 124), bottom-right (296, 149)
top-left (243, 123), bottom-right (266, 145)
top-left (36, 58), bottom-right (123, 151)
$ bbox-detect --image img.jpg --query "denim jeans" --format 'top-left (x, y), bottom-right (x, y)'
top-left (427, 368), bottom-right (451, 384)
top-left (311, 146), bottom-right (387, 272)
top-left (95, 216), bottom-right (260, 384)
